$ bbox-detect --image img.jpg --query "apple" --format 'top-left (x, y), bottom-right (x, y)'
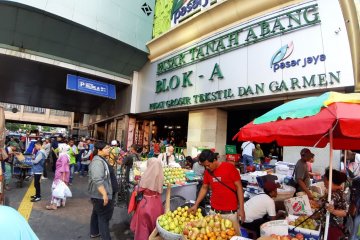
top-left (295, 233), bottom-right (304, 240)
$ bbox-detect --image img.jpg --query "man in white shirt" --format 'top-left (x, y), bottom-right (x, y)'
top-left (157, 145), bottom-right (177, 167)
top-left (241, 141), bottom-right (255, 173)
top-left (242, 181), bottom-right (285, 238)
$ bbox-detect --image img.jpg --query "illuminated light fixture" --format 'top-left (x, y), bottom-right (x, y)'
top-left (164, 125), bottom-right (168, 129)
top-left (168, 126), bottom-right (173, 129)
top-left (176, 126), bottom-right (181, 129)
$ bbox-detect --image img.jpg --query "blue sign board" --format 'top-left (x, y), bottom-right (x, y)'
top-left (66, 74), bottom-right (116, 99)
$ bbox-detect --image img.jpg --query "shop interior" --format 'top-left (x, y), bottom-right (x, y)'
top-left (225, 101), bottom-right (284, 160)
top-left (146, 111), bottom-right (189, 147)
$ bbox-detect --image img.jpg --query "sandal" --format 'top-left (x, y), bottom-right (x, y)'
top-left (45, 205), bottom-right (57, 210)
top-left (90, 234), bottom-right (100, 238)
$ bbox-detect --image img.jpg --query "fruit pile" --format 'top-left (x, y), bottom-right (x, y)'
top-left (289, 215), bottom-right (317, 230)
top-left (183, 214), bottom-right (236, 240)
top-left (158, 206), bottom-right (203, 234)
top-left (269, 233), bottom-right (304, 240)
top-left (163, 167), bottom-right (186, 185)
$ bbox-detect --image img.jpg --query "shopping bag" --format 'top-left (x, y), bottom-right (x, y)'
top-left (52, 181), bottom-right (72, 199)
top-left (128, 190), bottom-right (137, 214)
top-left (63, 183), bottom-right (72, 198)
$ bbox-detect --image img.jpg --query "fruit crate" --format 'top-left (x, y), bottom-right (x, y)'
top-left (226, 154), bottom-right (241, 162)
top-left (287, 215), bottom-right (321, 240)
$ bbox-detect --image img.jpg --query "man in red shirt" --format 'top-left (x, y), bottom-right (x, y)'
top-left (189, 150), bottom-right (245, 234)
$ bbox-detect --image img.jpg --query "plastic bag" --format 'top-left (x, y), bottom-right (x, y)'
top-left (52, 181), bottom-right (72, 199)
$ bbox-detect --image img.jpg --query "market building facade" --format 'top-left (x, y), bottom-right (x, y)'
top-left (122, 0), bottom-right (360, 158)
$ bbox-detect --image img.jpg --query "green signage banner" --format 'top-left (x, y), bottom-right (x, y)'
top-left (157, 4), bottom-right (320, 75)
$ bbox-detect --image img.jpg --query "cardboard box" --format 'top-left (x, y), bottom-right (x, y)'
top-left (287, 215), bottom-right (321, 240)
top-left (284, 195), bottom-right (313, 216)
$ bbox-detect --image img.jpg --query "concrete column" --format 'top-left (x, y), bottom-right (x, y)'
top-left (83, 114), bottom-right (90, 127)
top-left (130, 71), bottom-right (139, 114)
top-left (45, 109), bottom-right (50, 120)
top-left (93, 124), bottom-right (98, 139)
top-left (187, 108), bottom-right (227, 157)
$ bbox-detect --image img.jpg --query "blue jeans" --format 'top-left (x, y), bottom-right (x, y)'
top-left (242, 154), bottom-right (254, 173)
top-left (351, 214), bottom-right (360, 240)
top-left (81, 164), bottom-right (89, 176)
top-left (76, 161), bottom-right (81, 172)
top-left (69, 164), bottom-right (75, 183)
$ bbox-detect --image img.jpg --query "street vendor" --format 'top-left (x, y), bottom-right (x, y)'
top-left (118, 144), bottom-right (141, 182)
top-left (2, 143), bottom-right (18, 190)
top-left (157, 145), bottom-right (176, 167)
top-left (189, 149), bottom-right (245, 235)
top-left (322, 168), bottom-right (349, 239)
top-left (242, 181), bottom-right (286, 238)
top-left (294, 148), bottom-right (314, 200)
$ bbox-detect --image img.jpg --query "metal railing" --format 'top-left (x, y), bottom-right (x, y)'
top-left (50, 109), bottom-right (71, 117)
top-left (23, 106), bottom-right (46, 114)
top-left (0, 102), bottom-right (21, 112)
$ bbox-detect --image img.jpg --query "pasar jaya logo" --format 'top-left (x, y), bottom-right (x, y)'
top-left (270, 41), bottom-right (326, 72)
top-left (270, 41), bottom-right (294, 69)
top-left (171, 0), bottom-right (210, 24)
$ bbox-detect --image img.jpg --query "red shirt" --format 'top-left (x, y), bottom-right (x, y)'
top-left (154, 143), bottom-right (160, 154)
top-left (203, 162), bottom-right (240, 211)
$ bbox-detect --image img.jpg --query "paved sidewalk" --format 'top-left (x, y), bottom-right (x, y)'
top-left (6, 172), bottom-right (134, 240)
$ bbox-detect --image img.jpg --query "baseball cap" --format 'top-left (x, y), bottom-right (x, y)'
top-left (111, 140), bottom-right (117, 146)
top-left (263, 181), bottom-right (278, 192)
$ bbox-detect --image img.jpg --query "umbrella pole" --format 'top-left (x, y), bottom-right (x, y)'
top-left (324, 129), bottom-right (334, 240)
top-left (344, 150), bottom-right (347, 171)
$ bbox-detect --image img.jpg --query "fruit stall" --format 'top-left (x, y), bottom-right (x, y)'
top-left (160, 167), bottom-right (198, 202)
top-left (133, 160), bottom-right (200, 205)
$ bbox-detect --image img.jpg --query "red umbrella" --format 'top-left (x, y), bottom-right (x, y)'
top-left (232, 92), bottom-right (360, 239)
top-left (233, 102), bottom-right (360, 149)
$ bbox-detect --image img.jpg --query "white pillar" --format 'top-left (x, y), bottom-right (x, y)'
top-left (130, 71), bottom-right (139, 114)
top-left (187, 108), bottom-right (227, 157)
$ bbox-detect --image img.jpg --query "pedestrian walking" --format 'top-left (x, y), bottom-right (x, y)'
top-left (130, 157), bottom-right (164, 240)
top-left (88, 141), bottom-right (116, 240)
top-left (68, 139), bottom-right (78, 185)
top-left (46, 144), bottom-right (70, 210)
top-left (42, 137), bottom-right (51, 180)
top-left (31, 140), bottom-right (46, 202)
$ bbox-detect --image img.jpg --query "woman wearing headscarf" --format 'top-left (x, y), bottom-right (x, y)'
top-left (130, 157), bottom-right (164, 240)
top-left (46, 144), bottom-right (70, 210)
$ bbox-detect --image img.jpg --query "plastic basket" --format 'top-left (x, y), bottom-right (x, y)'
top-left (156, 217), bottom-right (183, 240)
top-left (225, 145), bottom-right (237, 154)
top-left (226, 154), bottom-right (240, 162)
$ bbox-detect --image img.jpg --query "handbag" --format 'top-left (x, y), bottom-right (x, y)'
top-left (127, 187), bottom-right (144, 214)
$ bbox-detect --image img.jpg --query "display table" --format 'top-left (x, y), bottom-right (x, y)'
top-left (161, 182), bottom-right (198, 202)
